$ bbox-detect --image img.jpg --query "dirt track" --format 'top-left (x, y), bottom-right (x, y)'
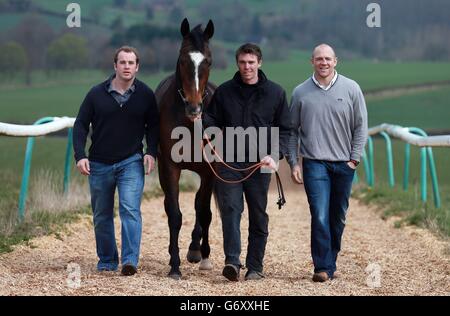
top-left (1, 164), bottom-right (449, 295)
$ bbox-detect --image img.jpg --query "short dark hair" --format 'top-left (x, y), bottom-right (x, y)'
top-left (114, 46), bottom-right (140, 64)
top-left (235, 43), bottom-right (262, 62)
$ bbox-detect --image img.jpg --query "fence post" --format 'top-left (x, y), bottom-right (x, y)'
top-left (63, 128), bottom-right (73, 194)
top-left (18, 117), bottom-right (55, 220)
top-left (409, 127), bottom-right (441, 207)
top-left (403, 143), bottom-right (410, 191)
top-left (367, 136), bottom-right (374, 187)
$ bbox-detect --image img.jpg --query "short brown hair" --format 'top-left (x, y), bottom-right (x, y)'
top-left (235, 43), bottom-right (262, 62)
top-left (114, 46), bottom-right (140, 64)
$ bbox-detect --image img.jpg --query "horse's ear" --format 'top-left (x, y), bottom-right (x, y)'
top-left (181, 18), bottom-right (190, 37)
top-left (203, 20), bottom-right (214, 40)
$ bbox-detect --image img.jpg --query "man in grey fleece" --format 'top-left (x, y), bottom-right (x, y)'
top-left (287, 44), bottom-right (368, 282)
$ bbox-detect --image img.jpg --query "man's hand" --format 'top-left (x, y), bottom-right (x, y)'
top-left (260, 155), bottom-right (278, 171)
top-left (76, 158), bottom-right (90, 176)
top-left (144, 154), bottom-right (155, 175)
top-left (291, 164), bottom-right (303, 184)
top-left (347, 161), bottom-right (357, 170)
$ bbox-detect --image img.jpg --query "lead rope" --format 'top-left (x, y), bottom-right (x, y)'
top-left (201, 130), bottom-right (286, 209)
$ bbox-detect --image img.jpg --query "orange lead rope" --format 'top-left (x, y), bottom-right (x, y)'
top-left (201, 133), bottom-right (286, 209)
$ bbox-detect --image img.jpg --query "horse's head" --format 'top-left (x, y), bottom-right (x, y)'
top-left (177, 18), bottom-right (214, 122)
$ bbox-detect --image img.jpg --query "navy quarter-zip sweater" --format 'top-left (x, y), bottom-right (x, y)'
top-left (73, 78), bottom-right (159, 164)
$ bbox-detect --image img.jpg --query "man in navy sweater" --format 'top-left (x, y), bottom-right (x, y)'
top-left (73, 46), bottom-right (159, 276)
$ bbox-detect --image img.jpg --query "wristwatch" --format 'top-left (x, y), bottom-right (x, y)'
top-left (349, 159), bottom-right (359, 166)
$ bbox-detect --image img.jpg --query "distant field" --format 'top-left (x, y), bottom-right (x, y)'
top-left (32, 0), bottom-right (302, 27)
top-left (2, 55), bottom-right (450, 124)
top-left (367, 87), bottom-right (450, 131)
top-left (259, 55), bottom-right (450, 96)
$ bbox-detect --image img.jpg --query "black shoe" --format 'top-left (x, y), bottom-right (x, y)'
top-left (222, 264), bottom-right (240, 281)
top-left (121, 264), bottom-right (137, 276)
top-left (244, 270), bottom-right (265, 281)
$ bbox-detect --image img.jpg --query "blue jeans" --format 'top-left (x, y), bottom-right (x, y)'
top-left (88, 153), bottom-right (144, 271)
top-left (215, 164), bottom-right (271, 273)
top-left (302, 158), bottom-right (355, 278)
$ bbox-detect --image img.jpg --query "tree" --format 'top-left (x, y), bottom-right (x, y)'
top-left (0, 0), bottom-right (31, 12)
top-left (114, 0), bottom-right (126, 8)
top-left (0, 41), bottom-right (27, 79)
top-left (47, 33), bottom-right (88, 70)
top-left (168, 5), bottom-right (184, 24)
top-left (12, 14), bottom-right (55, 84)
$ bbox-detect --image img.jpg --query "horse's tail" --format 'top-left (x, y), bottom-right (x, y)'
top-left (211, 181), bottom-right (221, 217)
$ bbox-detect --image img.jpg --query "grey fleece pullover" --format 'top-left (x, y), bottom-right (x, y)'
top-left (286, 74), bottom-right (368, 168)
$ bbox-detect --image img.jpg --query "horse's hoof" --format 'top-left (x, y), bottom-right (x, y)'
top-left (199, 258), bottom-right (213, 270)
top-left (186, 250), bottom-right (202, 263)
top-left (168, 270), bottom-right (182, 280)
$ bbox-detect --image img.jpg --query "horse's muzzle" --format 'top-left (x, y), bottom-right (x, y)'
top-left (185, 104), bottom-right (203, 120)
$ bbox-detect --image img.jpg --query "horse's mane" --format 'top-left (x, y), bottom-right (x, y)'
top-left (154, 74), bottom-right (175, 110)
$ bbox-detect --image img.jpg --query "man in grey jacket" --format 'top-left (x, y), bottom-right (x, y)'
top-left (287, 44), bottom-right (368, 282)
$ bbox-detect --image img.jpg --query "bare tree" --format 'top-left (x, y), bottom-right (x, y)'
top-left (11, 14), bottom-right (55, 85)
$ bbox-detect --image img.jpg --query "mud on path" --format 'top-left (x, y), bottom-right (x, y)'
top-left (1, 163), bottom-right (449, 295)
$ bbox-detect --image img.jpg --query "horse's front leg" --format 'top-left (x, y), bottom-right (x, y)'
top-left (158, 161), bottom-right (182, 280)
top-left (196, 173), bottom-right (214, 270)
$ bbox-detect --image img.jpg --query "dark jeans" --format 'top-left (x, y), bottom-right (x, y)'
top-left (302, 158), bottom-right (355, 278)
top-left (88, 153), bottom-right (144, 271)
top-left (215, 163), bottom-right (271, 273)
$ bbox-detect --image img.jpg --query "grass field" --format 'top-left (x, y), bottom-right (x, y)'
top-left (355, 139), bottom-right (450, 236)
top-left (361, 89), bottom-right (450, 236)
top-left (367, 87), bottom-right (450, 131)
top-left (2, 54), bottom-right (450, 124)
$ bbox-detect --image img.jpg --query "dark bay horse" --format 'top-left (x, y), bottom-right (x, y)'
top-left (155, 18), bottom-right (216, 280)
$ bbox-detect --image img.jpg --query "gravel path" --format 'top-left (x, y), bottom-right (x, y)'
top-left (0, 184), bottom-right (449, 296)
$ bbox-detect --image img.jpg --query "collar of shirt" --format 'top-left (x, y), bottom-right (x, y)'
top-left (107, 74), bottom-right (136, 95)
top-left (311, 71), bottom-right (338, 91)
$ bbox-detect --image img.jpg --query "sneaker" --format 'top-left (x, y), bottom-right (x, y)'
top-left (244, 270), bottom-right (265, 281)
top-left (222, 264), bottom-right (240, 281)
top-left (312, 271), bottom-right (329, 282)
top-left (121, 264), bottom-right (137, 276)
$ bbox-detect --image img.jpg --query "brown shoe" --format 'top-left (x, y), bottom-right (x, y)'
top-left (312, 272), bottom-right (329, 282)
